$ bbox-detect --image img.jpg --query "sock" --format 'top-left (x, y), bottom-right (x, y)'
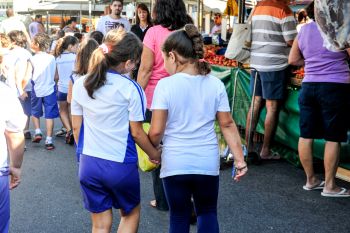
top-left (35, 128), bottom-right (42, 135)
top-left (46, 136), bottom-right (53, 144)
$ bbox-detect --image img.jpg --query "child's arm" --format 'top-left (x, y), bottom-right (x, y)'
top-left (67, 80), bottom-right (73, 104)
top-left (71, 115), bottom-right (82, 144)
top-left (148, 109), bottom-right (167, 147)
top-left (130, 121), bottom-right (161, 161)
top-left (54, 67), bottom-right (59, 83)
top-left (216, 111), bottom-right (247, 181)
top-left (14, 59), bottom-right (28, 99)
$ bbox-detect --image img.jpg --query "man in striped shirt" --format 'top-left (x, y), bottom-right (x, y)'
top-left (246, 0), bottom-right (297, 159)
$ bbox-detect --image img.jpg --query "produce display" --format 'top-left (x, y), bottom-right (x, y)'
top-left (204, 45), bottom-right (237, 67)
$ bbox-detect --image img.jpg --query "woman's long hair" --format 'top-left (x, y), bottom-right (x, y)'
top-left (153, 0), bottom-right (191, 31)
top-left (136, 3), bottom-right (152, 26)
top-left (74, 38), bottom-right (99, 76)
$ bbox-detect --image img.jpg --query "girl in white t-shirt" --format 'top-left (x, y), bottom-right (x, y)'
top-left (71, 29), bottom-right (161, 233)
top-left (149, 24), bottom-right (248, 233)
top-left (55, 35), bottom-right (79, 144)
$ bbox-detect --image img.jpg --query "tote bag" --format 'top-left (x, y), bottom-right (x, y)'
top-left (137, 123), bottom-right (158, 172)
top-left (225, 9), bottom-right (255, 63)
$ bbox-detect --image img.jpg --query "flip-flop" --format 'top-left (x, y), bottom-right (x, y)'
top-left (260, 151), bottom-right (281, 160)
top-left (149, 200), bottom-right (157, 208)
top-left (321, 188), bottom-right (350, 197)
top-left (303, 181), bottom-right (325, 191)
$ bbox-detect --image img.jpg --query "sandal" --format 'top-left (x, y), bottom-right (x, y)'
top-left (149, 200), bottom-right (157, 208)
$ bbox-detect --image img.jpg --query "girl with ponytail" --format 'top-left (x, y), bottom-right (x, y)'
top-left (149, 24), bottom-right (248, 233)
top-left (55, 35), bottom-right (79, 144)
top-left (71, 28), bottom-right (161, 233)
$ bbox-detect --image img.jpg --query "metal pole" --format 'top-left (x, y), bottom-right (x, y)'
top-left (197, 0), bottom-right (200, 29)
top-left (89, 0), bottom-right (92, 31)
top-left (46, 11), bottom-right (49, 34)
top-left (238, 0), bottom-right (246, 23)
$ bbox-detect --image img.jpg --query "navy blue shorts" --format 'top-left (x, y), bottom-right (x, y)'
top-left (31, 89), bottom-right (59, 119)
top-left (57, 91), bottom-right (68, 102)
top-left (19, 91), bottom-right (31, 116)
top-left (0, 176), bottom-right (10, 233)
top-left (299, 82), bottom-right (350, 142)
top-left (250, 69), bottom-right (288, 100)
top-left (79, 154), bottom-right (140, 214)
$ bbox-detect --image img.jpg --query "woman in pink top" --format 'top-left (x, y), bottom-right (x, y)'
top-left (137, 0), bottom-right (192, 211)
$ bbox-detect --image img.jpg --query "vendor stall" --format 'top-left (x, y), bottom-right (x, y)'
top-left (210, 64), bottom-right (350, 172)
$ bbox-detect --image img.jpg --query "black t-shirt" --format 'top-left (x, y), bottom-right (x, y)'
top-left (131, 24), bottom-right (151, 42)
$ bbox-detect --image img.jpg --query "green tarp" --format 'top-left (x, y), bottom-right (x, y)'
top-left (211, 65), bottom-right (350, 169)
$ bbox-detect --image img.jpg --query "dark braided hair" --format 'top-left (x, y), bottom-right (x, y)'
top-left (162, 24), bottom-right (211, 75)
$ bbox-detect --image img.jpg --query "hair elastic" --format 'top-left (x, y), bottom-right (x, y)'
top-left (99, 43), bottom-right (109, 54)
top-left (198, 58), bottom-right (206, 63)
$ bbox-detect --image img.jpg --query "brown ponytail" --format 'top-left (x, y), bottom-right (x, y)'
top-left (162, 24), bottom-right (211, 75)
top-left (84, 28), bottom-right (143, 99)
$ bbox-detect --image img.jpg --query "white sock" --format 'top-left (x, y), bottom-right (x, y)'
top-left (35, 128), bottom-right (42, 135)
top-left (46, 136), bottom-right (53, 143)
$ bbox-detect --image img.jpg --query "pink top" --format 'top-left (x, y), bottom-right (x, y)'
top-left (143, 25), bottom-right (171, 109)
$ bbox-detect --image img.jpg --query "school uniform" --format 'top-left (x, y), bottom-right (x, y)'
top-left (4, 47), bottom-right (33, 116)
top-left (0, 82), bottom-right (26, 233)
top-left (56, 53), bottom-right (76, 101)
top-left (71, 70), bottom-right (146, 214)
top-left (30, 52), bottom-right (59, 119)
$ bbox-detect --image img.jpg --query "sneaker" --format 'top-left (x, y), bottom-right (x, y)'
top-left (32, 133), bottom-right (43, 143)
top-left (55, 127), bottom-right (67, 137)
top-left (45, 142), bottom-right (55, 150)
top-left (24, 131), bottom-right (32, 139)
top-left (65, 130), bottom-right (75, 145)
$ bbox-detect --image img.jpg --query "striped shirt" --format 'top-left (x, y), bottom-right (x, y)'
top-left (250, 1), bottom-right (297, 72)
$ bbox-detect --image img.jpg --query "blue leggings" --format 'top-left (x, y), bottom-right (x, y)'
top-left (162, 175), bottom-right (219, 233)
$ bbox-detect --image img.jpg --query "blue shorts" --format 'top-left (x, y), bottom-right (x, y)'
top-left (31, 89), bottom-right (59, 119)
top-left (0, 176), bottom-right (10, 233)
top-left (299, 82), bottom-right (350, 142)
top-left (57, 91), bottom-right (68, 102)
top-left (79, 154), bottom-right (140, 214)
top-left (250, 69), bottom-right (288, 100)
top-left (19, 91), bottom-right (31, 116)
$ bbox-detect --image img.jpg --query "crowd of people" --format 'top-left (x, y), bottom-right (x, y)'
top-left (0, 0), bottom-right (349, 233)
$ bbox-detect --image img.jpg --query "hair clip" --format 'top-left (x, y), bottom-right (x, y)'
top-left (198, 58), bottom-right (206, 63)
top-left (99, 43), bottom-right (109, 54)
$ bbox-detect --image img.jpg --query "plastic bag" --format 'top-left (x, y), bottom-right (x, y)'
top-left (137, 123), bottom-right (158, 172)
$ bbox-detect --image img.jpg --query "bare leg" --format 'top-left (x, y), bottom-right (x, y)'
top-left (323, 141), bottom-right (349, 194)
top-left (245, 96), bottom-right (263, 152)
top-left (117, 204), bottom-right (140, 233)
top-left (59, 101), bottom-right (72, 131)
top-left (298, 137), bottom-right (321, 187)
top-left (91, 209), bottom-right (113, 233)
top-left (46, 119), bottom-right (54, 137)
top-left (260, 100), bottom-right (279, 158)
top-left (24, 116), bottom-right (30, 131)
top-left (32, 116), bottom-right (40, 130)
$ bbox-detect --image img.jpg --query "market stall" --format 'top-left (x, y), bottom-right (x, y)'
top-left (210, 64), bottom-right (350, 170)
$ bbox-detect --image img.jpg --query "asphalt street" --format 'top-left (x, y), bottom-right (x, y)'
top-left (9, 123), bottom-right (350, 233)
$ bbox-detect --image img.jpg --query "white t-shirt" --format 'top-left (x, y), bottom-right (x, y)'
top-left (151, 73), bottom-right (230, 178)
top-left (96, 15), bottom-right (131, 35)
top-left (0, 17), bottom-right (27, 35)
top-left (30, 52), bottom-right (56, 97)
top-left (56, 53), bottom-right (76, 93)
top-left (0, 82), bottom-right (26, 176)
top-left (4, 47), bottom-right (32, 95)
top-left (71, 71), bottom-right (146, 163)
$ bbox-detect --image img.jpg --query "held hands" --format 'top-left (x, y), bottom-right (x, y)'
top-left (19, 92), bottom-right (28, 101)
top-left (232, 160), bottom-right (248, 182)
top-left (9, 167), bottom-right (22, 190)
top-left (149, 144), bottom-right (162, 165)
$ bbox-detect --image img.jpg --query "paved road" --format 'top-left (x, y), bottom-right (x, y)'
top-left (9, 124), bottom-right (350, 233)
